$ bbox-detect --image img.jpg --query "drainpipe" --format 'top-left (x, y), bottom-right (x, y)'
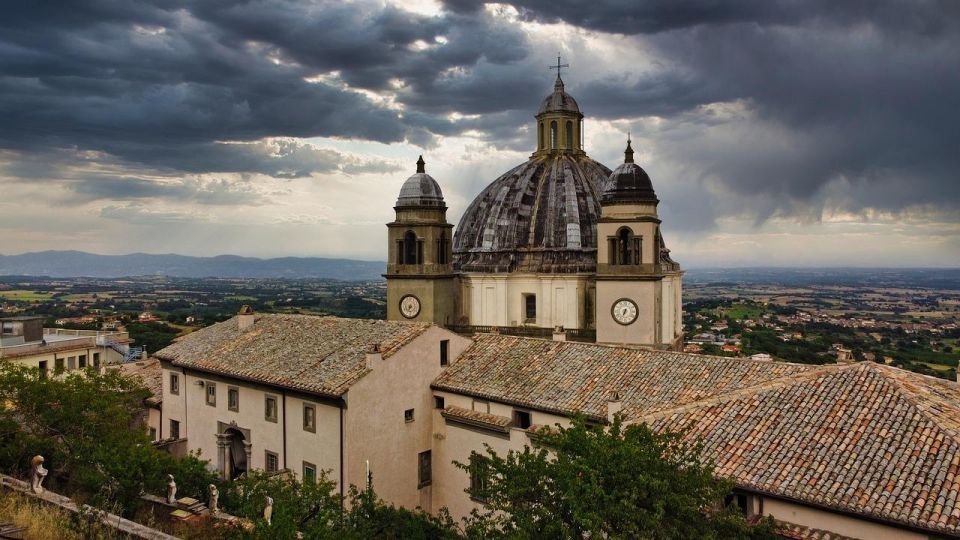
top-left (339, 404), bottom-right (345, 503)
top-left (282, 391), bottom-right (287, 470)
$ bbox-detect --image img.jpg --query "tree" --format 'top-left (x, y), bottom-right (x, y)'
top-left (0, 363), bottom-right (217, 516)
top-left (457, 417), bottom-right (777, 540)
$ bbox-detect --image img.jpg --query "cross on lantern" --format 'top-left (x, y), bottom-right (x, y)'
top-left (549, 54), bottom-right (569, 79)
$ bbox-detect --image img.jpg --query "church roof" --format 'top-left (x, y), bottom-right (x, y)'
top-left (538, 76), bottom-right (581, 115)
top-left (396, 156), bottom-right (445, 208)
top-left (452, 154), bottom-right (611, 273)
top-left (155, 314), bottom-right (430, 398)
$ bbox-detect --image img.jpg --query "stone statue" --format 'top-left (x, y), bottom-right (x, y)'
top-left (30, 455), bottom-right (47, 494)
top-left (166, 474), bottom-right (177, 504)
top-left (263, 495), bottom-right (273, 526)
top-left (208, 484), bottom-right (219, 514)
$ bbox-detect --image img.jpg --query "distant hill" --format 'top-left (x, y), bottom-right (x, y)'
top-left (0, 251), bottom-right (386, 280)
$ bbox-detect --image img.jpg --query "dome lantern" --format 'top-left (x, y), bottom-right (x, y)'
top-left (534, 56), bottom-right (584, 155)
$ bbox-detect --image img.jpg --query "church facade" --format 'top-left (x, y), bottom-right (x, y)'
top-left (386, 74), bottom-right (683, 350)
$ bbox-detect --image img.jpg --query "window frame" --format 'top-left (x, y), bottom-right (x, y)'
top-left (78, 354), bottom-right (87, 369)
top-left (404, 408), bottom-right (415, 423)
top-left (434, 395), bottom-right (445, 409)
top-left (468, 454), bottom-right (490, 502)
top-left (513, 410), bottom-right (532, 429)
top-left (169, 419), bottom-right (180, 440)
top-left (265, 450), bottom-right (279, 473)
top-left (227, 386), bottom-right (239, 412)
top-left (92, 352), bottom-right (100, 367)
top-left (205, 382), bottom-right (217, 407)
top-left (417, 450), bottom-right (432, 488)
top-left (169, 373), bottom-right (180, 395)
top-left (523, 294), bottom-right (537, 323)
top-left (265, 394), bottom-right (278, 423)
top-left (303, 461), bottom-right (317, 484)
top-left (439, 339), bottom-right (449, 367)
top-left (303, 402), bottom-right (316, 433)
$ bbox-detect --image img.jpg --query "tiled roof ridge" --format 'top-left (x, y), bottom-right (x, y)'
top-left (866, 362), bottom-right (960, 441)
top-left (471, 332), bottom-right (816, 368)
top-left (633, 363), bottom-right (850, 424)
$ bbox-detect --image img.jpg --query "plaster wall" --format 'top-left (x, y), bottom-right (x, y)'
top-left (761, 497), bottom-right (927, 540)
top-left (343, 326), bottom-right (472, 511)
top-left (459, 273), bottom-right (591, 329)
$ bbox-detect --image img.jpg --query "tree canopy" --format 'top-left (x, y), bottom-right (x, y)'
top-left (457, 416), bottom-right (777, 540)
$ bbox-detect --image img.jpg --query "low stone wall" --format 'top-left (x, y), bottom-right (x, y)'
top-left (0, 475), bottom-right (179, 540)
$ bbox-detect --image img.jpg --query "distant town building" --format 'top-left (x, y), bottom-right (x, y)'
top-left (0, 316), bottom-right (129, 371)
top-left (750, 353), bottom-right (773, 362)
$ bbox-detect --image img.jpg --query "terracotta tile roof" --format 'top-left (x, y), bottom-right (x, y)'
top-left (772, 520), bottom-right (859, 540)
top-left (640, 363), bottom-right (960, 536)
top-left (432, 334), bottom-right (815, 420)
top-left (118, 358), bottom-right (162, 405)
top-left (441, 405), bottom-right (512, 433)
top-left (155, 315), bottom-right (431, 398)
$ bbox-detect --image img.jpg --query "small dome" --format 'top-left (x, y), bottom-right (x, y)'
top-left (602, 139), bottom-right (658, 204)
top-left (537, 77), bottom-right (580, 115)
top-left (396, 156), bottom-right (445, 208)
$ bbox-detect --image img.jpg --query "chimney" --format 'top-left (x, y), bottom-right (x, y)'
top-left (552, 326), bottom-right (567, 342)
top-left (606, 391), bottom-right (623, 423)
top-left (237, 305), bottom-right (255, 330)
top-left (366, 343), bottom-right (382, 370)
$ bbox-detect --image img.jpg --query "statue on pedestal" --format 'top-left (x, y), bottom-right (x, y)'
top-left (30, 455), bottom-right (47, 494)
top-left (263, 495), bottom-right (273, 526)
top-left (208, 484), bottom-right (219, 514)
top-left (166, 474), bottom-right (177, 504)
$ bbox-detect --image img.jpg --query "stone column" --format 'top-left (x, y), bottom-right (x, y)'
top-left (216, 433), bottom-right (230, 480)
top-left (243, 441), bottom-right (253, 472)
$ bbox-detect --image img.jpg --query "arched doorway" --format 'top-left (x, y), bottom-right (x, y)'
top-left (225, 428), bottom-right (248, 479)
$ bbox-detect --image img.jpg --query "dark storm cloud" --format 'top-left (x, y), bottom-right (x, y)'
top-left (0, 0), bottom-right (533, 183)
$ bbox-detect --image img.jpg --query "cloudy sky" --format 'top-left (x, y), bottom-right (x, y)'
top-left (1, 0), bottom-right (958, 267)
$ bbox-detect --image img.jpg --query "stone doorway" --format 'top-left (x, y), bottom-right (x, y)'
top-left (217, 422), bottom-right (252, 480)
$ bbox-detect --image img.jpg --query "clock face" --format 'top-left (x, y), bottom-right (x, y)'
top-left (612, 299), bottom-right (638, 325)
top-left (399, 295), bottom-right (421, 319)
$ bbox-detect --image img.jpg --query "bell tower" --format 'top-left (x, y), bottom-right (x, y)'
top-left (595, 139), bottom-right (683, 350)
top-left (385, 156), bottom-right (456, 324)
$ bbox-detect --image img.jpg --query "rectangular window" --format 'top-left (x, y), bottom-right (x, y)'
top-left (169, 419), bottom-right (180, 440)
top-left (265, 451), bottom-right (279, 473)
top-left (78, 355), bottom-right (87, 368)
top-left (303, 403), bottom-right (316, 433)
top-left (434, 396), bottom-right (445, 409)
top-left (440, 339), bottom-right (449, 366)
top-left (265, 395), bottom-right (278, 422)
top-left (92, 352), bottom-right (100, 367)
top-left (54, 357), bottom-right (65, 371)
top-left (404, 408), bottom-right (415, 423)
top-left (416, 240), bottom-right (424, 264)
top-left (524, 294), bottom-right (536, 322)
top-left (169, 373), bottom-right (179, 395)
top-left (303, 461), bottom-right (317, 484)
top-left (149, 427), bottom-right (157, 441)
top-left (418, 450), bottom-right (432, 488)
top-left (513, 410), bottom-right (532, 429)
top-left (38, 360), bottom-right (48, 378)
top-left (205, 382), bottom-right (216, 406)
top-left (228, 387), bottom-right (239, 412)
top-left (469, 455), bottom-right (489, 502)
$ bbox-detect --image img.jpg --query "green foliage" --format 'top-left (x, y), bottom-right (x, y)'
top-left (456, 416), bottom-right (778, 540)
top-left (219, 470), bottom-right (459, 539)
top-left (125, 321), bottom-right (180, 353)
top-left (0, 363), bottom-right (217, 517)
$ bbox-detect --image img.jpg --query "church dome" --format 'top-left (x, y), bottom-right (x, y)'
top-left (538, 77), bottom-right (580, 115)
top-left (396, 156), bottom-right (445, 208)
top-left (453, 154), bottom-right (611, 273)
top-left (602, 139), bottom-right (658, 204)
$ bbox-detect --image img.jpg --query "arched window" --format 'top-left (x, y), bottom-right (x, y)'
top-left (404, 230), bottom-right (418, 265)
top-left (618, 228), bottom-right (632, 265)
top-left (550, 121), bottom-right (558, 149)
top-left (538, 123), bottom-right (544, 150)
top-left (436, 232), bottom-right (448, 265)
top-left (565, 120), bottom-right (573, 148)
